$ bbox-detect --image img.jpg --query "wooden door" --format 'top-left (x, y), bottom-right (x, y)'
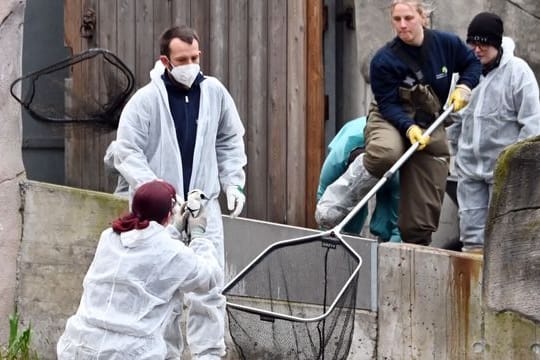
top-left (64, 0), bottom-right (324, 228)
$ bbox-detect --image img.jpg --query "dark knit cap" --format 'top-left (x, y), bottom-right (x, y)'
top-left (467, 12), bottom-right (504, 48)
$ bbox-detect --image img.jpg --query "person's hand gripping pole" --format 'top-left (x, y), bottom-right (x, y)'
top-left (406, 124), bottom-right (430, 151)
top-left (449, 84), bottom-right (471, 112)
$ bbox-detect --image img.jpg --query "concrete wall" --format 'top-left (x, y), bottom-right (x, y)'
top-left (0, 0), bottom-right (26, 343)
top-left (378, 244), bottom-right (484, 359)
top-left (16, 181), bottom-right (378, 359)
top-left (378, 243), bottom-right (540, 359)
top-left (17, 181), bottom-right (128, 357)
top-left (15, 181), bottom-right (540, 359)
top-left (375, 138), bottom-right (540, 359)
top-left (484, 136), bottom-right (540, 324)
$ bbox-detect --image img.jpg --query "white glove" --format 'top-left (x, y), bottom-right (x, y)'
top-left (226, 185), bottom-right (245, 218)
top-left (173, 190), bottom-right (208, 242)
top-left (186, 205), bottom-right (207, 240)
top-left (185, 189), bottom-right (207, 217)
top-left (173, 190), bottom-right (206, 232)
top-left (185, 190), bottom-right (207, 240)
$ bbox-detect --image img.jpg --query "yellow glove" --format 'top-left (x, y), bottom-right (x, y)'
top-left (449, 84), bottom-right (471, 112)
top-left (406, 125), bottom-right (430, 151)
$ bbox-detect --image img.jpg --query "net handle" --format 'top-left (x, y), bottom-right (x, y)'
top-left (333, 104), bottom-right (454, 234)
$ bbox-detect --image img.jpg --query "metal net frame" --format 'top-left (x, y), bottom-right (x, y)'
top-left (222, 103), bottom-right (456, 360)
top-left (222, 232), bottom-right (362, 360)
top-left (10, 48), bottom-right (135, 129)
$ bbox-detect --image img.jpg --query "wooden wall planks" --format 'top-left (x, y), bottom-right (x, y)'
top-left (63, 0), bottom-right (324, 228)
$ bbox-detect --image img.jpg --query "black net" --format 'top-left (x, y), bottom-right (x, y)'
top-left (223, 234), bottom-right (360, 360)
top-left (10, 48), bottom-right (134, 129)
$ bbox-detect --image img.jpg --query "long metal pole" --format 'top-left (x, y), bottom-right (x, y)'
top-left (333, 105), bottom-right (454, 233)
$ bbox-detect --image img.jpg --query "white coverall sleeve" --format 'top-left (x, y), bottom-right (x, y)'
top-left (216, 88), bottom-right (247, 190)
top-left (445, 114), bottom-right (462, 156)
top-left (165, 224), bottom-right (183, 241)
top-left (512, 62), bottom-right (540, 141)
top-left (111, 92), bottom-right (159, 189)
top-left (168, 237), bottom-right (222, 294)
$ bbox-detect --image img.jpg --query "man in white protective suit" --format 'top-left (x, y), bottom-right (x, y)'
top-left (105, 25), bottom-right (247, 359)
top-left (447, 12), bottom-right (540, 254)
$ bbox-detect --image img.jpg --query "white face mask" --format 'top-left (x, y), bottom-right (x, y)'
top-left (169, 63), bottom-right (200, 88)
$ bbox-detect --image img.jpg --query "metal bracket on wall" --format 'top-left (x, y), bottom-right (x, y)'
top-left (336, 7), bottom-right (355, 30)
top-left (80, 8), bottom-right (96, 39)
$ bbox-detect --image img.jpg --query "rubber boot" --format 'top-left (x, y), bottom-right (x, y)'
top-left (315, 154), bottom-right (378, 229)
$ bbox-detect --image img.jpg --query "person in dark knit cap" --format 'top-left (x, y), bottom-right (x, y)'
top-left (447, 12), bottom-right (540, 254)
top-left (466, 12), bottom-right (504, 74)
top-left (467, 12), bottom-right (503, 48)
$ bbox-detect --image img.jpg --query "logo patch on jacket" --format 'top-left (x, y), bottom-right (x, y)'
top-left (436, 66), bottom-right (448, 80)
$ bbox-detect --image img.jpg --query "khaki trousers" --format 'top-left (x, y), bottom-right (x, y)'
top-left (364, 110), bottom-right (449, 245)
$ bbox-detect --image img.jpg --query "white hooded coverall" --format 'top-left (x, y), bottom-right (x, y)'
top-left (105, 61), bottom-right (247, 357)
top-left (57, 222), bottom-right (222, 359)
top-left (447, 37), bottom-right (540, 246)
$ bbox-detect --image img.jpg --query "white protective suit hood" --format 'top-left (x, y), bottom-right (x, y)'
top-left (447, 36), bottom-right (540, 181)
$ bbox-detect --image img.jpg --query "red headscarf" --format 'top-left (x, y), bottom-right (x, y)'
top-left (112, 180), bottom-right (177, 233)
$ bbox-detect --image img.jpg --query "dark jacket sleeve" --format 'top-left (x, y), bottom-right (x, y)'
top-left (370, 48), bottom-right (416, 135)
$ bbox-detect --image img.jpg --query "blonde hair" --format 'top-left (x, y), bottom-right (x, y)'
top-left (390, 0), bottom-right (434, 27)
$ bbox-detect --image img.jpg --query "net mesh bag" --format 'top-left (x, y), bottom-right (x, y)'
top-left (223, 233), bottom-right (361, 360)
top-left (10, 48), bottom-right (134, 129)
